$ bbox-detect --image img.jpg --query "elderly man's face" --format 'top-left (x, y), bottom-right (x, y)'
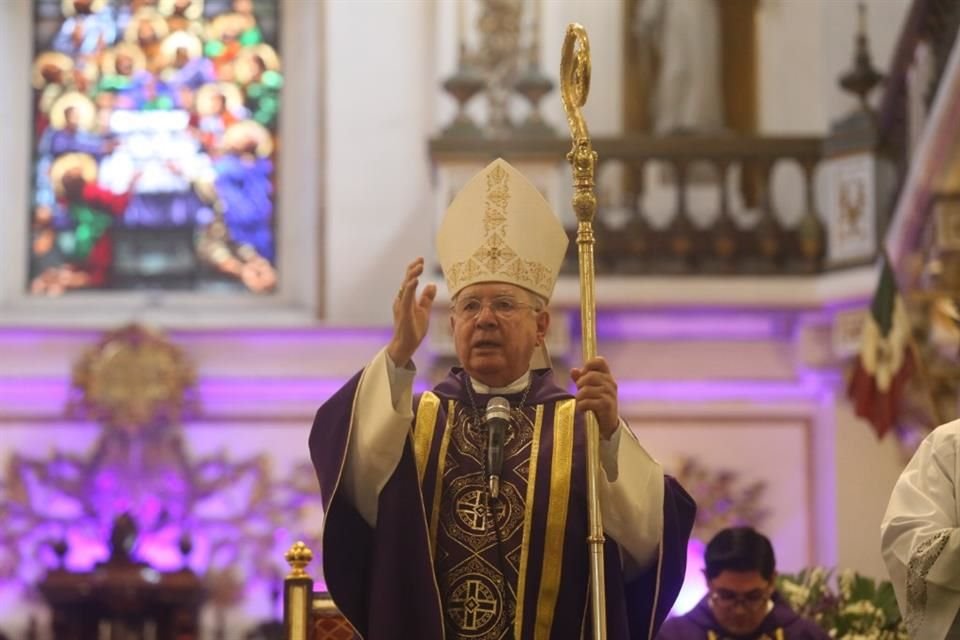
top-left (450, 282), bottom-right (548, 388)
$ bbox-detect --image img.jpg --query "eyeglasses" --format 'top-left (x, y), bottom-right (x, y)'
top-left (450, 296), bottom-right (540, 321)
top-left (709, 588), bottom-right (769, 610)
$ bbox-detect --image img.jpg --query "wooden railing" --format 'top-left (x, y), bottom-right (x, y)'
top-left (430, 135), bottom-right (826, 275)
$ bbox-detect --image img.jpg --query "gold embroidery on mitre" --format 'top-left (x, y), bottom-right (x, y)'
top-left (447, 163), bottom-right (552, 295)
top-left (472, 234), bottom-right (518, 274)
top-left (526, 262), bottom-right (551, 290)
top-left (501, 259), bottom-right (552, 292)
top-left (446, 262), bottom-right (463, 291)
top-left (484, 165), bottom-right (509, 234)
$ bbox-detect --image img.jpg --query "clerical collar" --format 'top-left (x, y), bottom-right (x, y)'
top-left (469, 371), bottom-right (530, 395)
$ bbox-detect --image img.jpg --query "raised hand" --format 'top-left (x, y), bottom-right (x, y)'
top-left (386, 257), bottom-right (437, 367)
top-left (570, 356), bottom-right (620, 440)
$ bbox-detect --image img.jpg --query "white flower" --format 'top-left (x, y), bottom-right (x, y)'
top-left (808, 566), bottom-right (827, 585)
top-left (842, 601), bottom-right (879, 617)
top-left (779, 581), bottom-right (809, 607)
top-left (838, 569), bottom-right (855, 600)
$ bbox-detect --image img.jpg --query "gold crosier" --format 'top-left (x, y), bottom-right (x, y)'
top-left (561, 23), bottom-right (607, 639)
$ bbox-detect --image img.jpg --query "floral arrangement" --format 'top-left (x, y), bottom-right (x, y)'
top-left (776, 567), bottom-right (908, 639)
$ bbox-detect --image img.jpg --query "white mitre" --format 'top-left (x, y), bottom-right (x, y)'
top-left (436, 158), bottom-right (569, 301)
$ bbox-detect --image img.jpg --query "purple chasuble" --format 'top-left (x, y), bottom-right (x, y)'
top-left (310, 367), bottom-right (696, 639)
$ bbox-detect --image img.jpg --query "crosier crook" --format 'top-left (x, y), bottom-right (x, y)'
top-left (560, 23), bottom-right (607, 640)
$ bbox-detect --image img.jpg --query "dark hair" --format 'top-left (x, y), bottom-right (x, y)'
top-left (704, 526), bottom-right (776, 580)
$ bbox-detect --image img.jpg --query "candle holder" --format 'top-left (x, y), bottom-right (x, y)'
top-left (513, 56), bottom-right (555, 137)
top-left (440, 44), bottom-right (486, 138)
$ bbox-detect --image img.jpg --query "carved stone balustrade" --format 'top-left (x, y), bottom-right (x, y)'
top-left (429, 134), bottom-right (836, 275)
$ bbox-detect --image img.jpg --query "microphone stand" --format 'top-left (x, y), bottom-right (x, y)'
top-left (560, 23), bottom-right (607, 640)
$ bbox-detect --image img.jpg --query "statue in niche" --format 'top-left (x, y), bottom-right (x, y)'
top-left (633, 0), bottom-right (725, 135)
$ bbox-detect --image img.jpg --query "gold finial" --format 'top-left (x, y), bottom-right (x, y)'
top-left (284, 541), bottom-right (313, 578)
top-left (838, 1), bottom-right (882, 109)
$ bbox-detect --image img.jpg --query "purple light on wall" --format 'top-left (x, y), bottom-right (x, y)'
top-left (615, 373), bottom-right (831, 403)
top-left (585, 308), bottom-right (798, 342)
top-left (0, 327), bottom-right (394, 343)
top-left (5, 373), bottom-right (838, 420)
top-left (64, 530), bottom-right (108, 572)
top-left (672, 539), bottom-right (708, 616)
top-left (172, 327), bottom-right (394, 343)
top-left (138, 527), bottom-right (190, 572)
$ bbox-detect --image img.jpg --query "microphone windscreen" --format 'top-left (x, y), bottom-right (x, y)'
top-left (486, 396), bottom-right (511, 423)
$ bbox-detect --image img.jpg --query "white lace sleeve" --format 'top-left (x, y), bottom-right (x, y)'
top-left (881, 421), bottom-right (960, 639)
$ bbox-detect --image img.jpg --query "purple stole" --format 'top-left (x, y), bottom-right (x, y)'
top-left (309, 368), bottom-right (695, 640)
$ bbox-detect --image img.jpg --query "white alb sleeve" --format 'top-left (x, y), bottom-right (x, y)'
top-left (340, 347), bottom-right (417, 526)
top-left (597, 419), bottom-right (664, 575)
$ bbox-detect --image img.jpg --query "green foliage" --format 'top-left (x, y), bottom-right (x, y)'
top-left (775, 568), bottom-right (907, 639)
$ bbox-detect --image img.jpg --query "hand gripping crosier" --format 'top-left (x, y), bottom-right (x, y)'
top-left (561, 23), bottom-right (607, 639)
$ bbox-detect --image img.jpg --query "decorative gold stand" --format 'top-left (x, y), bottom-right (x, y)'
top-left (282, 542), bottom-right (352, 640)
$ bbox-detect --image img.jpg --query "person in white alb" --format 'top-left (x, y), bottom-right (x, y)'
top-left (881, 419), bottom-right (960, 639)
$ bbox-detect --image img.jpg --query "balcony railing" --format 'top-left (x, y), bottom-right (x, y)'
top-left (429, 135), bottom-right (826, 275)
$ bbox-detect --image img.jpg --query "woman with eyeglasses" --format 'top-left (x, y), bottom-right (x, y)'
top-left (657, 527), bottom-right (829, 640)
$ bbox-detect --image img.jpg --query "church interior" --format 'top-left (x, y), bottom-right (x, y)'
top-left (1, 0), bottom-right (958, 637)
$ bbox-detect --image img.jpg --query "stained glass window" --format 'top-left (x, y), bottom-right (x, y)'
top-left (29, 0), bottom-right (282, 295)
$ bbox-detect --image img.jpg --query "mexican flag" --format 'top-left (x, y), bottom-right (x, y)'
top-left (847, 258), bottom-right (914, 439)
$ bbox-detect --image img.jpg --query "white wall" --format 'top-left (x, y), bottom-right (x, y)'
top-left (757, 0), bottom-right (913, 134)
top-left (323, 0), bottom-right (436, 324)
top-left (833, 400), bottom-right (908, 576)
top-left (820, 0), bottom-right (913, 124)
top-left (757, 0), bottom-right (827, 133)
top-left (537, 0), bottom-right (625, 136)
top-left (0, 0), bottom-right (33, 300)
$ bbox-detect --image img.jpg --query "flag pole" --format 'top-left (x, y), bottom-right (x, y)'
top-left (560, 23), bottom-right (607, 639)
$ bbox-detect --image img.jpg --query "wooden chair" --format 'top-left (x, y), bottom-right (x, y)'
top-left (283, 542), bottom-right (355, 640)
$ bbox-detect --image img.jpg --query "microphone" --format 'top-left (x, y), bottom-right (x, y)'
top-left (485, 397), bottom-right (511, 499)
